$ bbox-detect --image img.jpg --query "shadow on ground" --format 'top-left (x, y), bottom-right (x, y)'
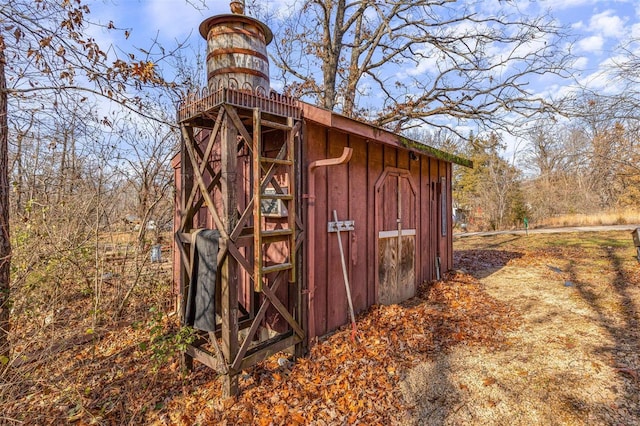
top-left (566, 246), bottom-right (640, 419)
top-left (454, 249), bottom-right (523, 279)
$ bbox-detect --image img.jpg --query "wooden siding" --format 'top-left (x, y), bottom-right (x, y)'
top-left (304, 122), bottom-right (452, 339)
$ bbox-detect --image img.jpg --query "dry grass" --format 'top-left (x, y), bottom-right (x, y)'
top-left (538, 209), bottom-right (640, 228)
top-left (411, 231), bottom-right (640, 425)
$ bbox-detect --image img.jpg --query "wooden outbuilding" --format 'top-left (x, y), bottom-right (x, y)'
top-left (172, 6), bottom-right (471, 397)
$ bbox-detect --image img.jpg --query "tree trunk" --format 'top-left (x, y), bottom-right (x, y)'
top-left (14, 130), bottom-right (23, 212)
top-left (342, 12), bottom-right (363, 117)
top-left (0, 34), bottom-right (12, 359)
top-left (57, 128), bottom-right (68, 203)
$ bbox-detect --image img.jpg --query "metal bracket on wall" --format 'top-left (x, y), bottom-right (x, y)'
top-left (328, 220), bottom-right (355, 232)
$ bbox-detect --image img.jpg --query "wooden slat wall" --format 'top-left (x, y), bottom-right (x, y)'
top-left (366, 141), bottom-right (383, 308)
top-left (430, 158), bottom-right (439, 276)
top-left (447, 163), bottom-right (453, 269)
top-left (419, 154), bottom-right (430, 281)
top-left (348, 136), bottom-right (368, 318)
top-left (305, 122), bottom-right (454, 339)
top-left (326, 130), bottom-right (350, 333)
top-left (306, 124), bottom-right (329, 337)
top-left (410, 151), bottom-right (423, 281)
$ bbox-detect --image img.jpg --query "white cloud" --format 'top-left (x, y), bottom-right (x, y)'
top-left (573, 56), bottom-right (589, 71)
top-left (577, 35), bottom-right (604, 53)
top-left (578, 68), bottom-right (623, 95)
top-left (539, 0), bottom-right (597, 12)
top-left (405, 54), bottom-right (439, 78)
top-left (588, 10), bottom-right (627, 39)
top-left (598, 54), bottom-right (629, 69)
top-left (454, 125), bottom-right (474, 137)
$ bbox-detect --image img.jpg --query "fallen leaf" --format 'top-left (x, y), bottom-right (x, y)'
top-left (483, 377), bottom-right (496, 386)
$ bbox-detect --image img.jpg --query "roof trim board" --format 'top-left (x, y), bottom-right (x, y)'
top-left (301, 103), bottom-right (473, 168)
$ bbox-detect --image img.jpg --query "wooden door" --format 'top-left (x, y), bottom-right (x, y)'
top-left (375, 168), bottom-right (417, 305)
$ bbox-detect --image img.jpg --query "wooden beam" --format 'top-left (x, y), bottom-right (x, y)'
top-left (224, 104), bottom-right (253, 150)
top-left (179, 125), bottom-right (195, 346)
top-left (185, 344), bottom-right (224, 373)
top-left (192, 142), bottom-right (221, 189)
top-left (180, 109), bottom-right (224, 227)
top-left (220, 108), bottom-right (240, 397)
top-left (259, 139), bottom-right (289, 194)
top-left (182, 171), bottom-right (221, 232)
top-left (180, 125), bottom-right (229, 240)
top-left (185, 128), bottom-right (248, 231)
top-left (175, 232), bottom-right (193, 282)
top-left (230, 145), bottom-right (286, 244)
top-left (252, 108), bottom-right (263, 292)
top-left (238, 334), bottom-right (302, 371)
top-left (231, 272), bottom-right (285, 371)
top-left (227, 242), bottom-right (253, 279)
top-left (287, 117), bottom-right (298, 283)
top-left (208, 331), bottom-right (228, 374)
top-left (262, 282), bottom-right (305, 339)
top-left (231, 201), bottom-right (255, 241)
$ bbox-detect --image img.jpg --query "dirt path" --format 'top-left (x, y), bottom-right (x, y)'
top-left (402, 234), bottom-right (640, 425)
top-left (455, 224), bottom-right (639, 238)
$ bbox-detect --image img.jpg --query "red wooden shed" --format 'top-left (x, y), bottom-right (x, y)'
top-left (172, 7), bottom-right (471, 396)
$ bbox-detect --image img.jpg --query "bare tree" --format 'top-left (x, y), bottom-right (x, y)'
top-left (271, 0), bottom-right (573, 134)
top-left (0, 26), bottom-right (9, 360)
top-left (0, 0), bottom-right (176, 357)
top-left (112, 110), bottom-right (178, 247)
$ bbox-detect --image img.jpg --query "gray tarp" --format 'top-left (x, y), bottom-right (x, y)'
top-left (184, 229), bottom-right (220, 332)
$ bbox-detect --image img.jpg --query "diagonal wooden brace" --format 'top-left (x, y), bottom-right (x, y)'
top-left (181, 125), bottom-right (229, 241)
top-left (262, 281), bottom-right (305, 339)
top-left (180, 111), bottom-right (224, 225)
top-left (231, 272), bottom-right (286, 371)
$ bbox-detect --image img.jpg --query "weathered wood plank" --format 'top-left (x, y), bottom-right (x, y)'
top-left (224, 103), bottom-right (254, 151)
top-left (179, 125), bottom-right (195, 339)
top-left (378, 235), bottom-right (398, 305)
top-left (262, 281), bottom-right (304, 338)
top-left (220, 109), bottom-right (240, 397)
top-left (400, 234), bottom-right (416, 300)
top-left (346, 135), bottom-right (367, 314)
top-left (231, 272), bottom-right (285, 371)
top-left (238, 334), bottom-right (302, 371)
top-left (180, 125), bottom-right (228, 240)
top-left (185, 344), bottom-right (224, 373)
top-left (326, 130), bottom-right (349, 332)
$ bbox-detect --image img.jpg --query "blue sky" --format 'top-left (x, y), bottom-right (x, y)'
top-left (88, 0), bottom-right (640, 152)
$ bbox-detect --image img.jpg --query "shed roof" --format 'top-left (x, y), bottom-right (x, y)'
top-left (172, 91), bottom-right (473, 169)
top-left (301, 103), bottom-right (473, 168)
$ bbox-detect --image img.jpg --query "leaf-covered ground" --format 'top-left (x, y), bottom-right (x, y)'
top-left (2, 230), bottom-right (639, 425)
top-left (156, 272), bottom-right (516, 426)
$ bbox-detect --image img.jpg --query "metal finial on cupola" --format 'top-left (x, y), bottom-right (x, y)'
top-left (230, 0), bottom-right (245, 14)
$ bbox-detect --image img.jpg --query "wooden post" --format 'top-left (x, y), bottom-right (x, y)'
top-left (220, 109), bottom-right (239, 397)
top-left (180, 124), bottom-right (195, 371)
